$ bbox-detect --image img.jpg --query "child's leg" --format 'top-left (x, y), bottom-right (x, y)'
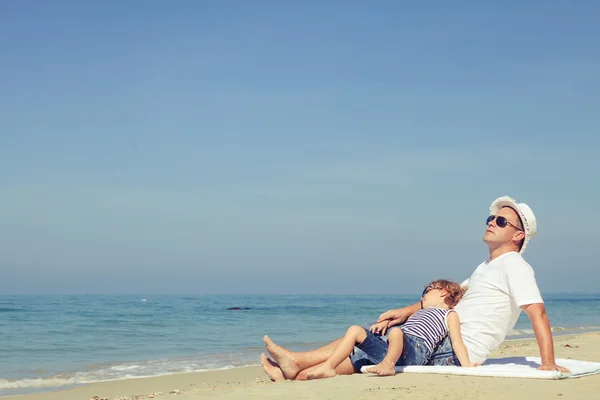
top-left (365, 328), bottom-right (404, 376)
top-left (306, 325), bottom-right (368, 379)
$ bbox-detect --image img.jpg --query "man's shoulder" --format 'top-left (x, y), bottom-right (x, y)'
top-left (499, 252), bottom-right (534, 270)
top-left (501, 251), bottom-right (531, 268)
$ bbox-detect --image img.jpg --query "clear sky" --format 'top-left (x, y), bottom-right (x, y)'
top-left (1, 1), bottom-right (598, 295)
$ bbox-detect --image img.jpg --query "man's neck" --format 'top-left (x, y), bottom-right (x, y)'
top-left (488, 244), bottom-right (519, 262)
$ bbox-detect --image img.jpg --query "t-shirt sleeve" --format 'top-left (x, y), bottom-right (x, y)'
top-left (504, 258), bottom-right (544, 307)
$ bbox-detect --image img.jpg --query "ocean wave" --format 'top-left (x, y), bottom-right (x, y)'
top-left (0, 357), bottom-right (258, 390)
top-left (0, 377), bottom-right (80, 389)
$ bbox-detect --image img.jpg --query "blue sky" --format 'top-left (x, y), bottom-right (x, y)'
top-left (1, 1), bottom-right (598, 294)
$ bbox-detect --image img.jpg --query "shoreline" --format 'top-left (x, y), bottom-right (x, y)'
top-left (4, 332), bottom-right (600, 400)
top-left (3, 327), bottom-right (598, 397)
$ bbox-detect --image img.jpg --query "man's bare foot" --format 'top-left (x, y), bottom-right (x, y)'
top-left (263, 335), bottom-right (301, 379)
top-left (306, 364), bottom-right (337, 380)
top-left (260, 353), bottom-right (285, 382)
top-left (365, 361), bottom-right (397, 376)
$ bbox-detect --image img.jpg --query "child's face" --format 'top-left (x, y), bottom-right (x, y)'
top-left (421, 285), bottom-right (448, 308)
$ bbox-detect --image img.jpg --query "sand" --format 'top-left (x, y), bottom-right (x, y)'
top-left (6, 332), bottom-right (600, 400)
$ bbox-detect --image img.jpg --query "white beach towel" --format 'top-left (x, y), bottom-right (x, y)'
top-left (360, 357), bottom-right (600, 380)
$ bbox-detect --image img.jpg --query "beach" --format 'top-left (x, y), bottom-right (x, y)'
top-left (8, 332), bottom-right (600, 400)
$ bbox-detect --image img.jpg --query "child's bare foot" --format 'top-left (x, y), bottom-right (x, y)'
top-left (306, 364), bottom-right (337, 380)
top-left (263, 335), bottom-right (301, 379)
top-left (365, 361), bottom-right (397, 376)
top-left (260, 353), bottom-right (285, 382)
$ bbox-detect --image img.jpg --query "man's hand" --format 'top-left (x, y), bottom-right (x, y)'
top-left (538, 363), bottom-right (571, 373)
top-left (377, 308), bottom-right (408, 327)
top-left (369, 321), bottom-right (391, 336)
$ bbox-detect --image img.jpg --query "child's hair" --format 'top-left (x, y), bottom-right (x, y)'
top-left (426, 279), bottom-right (465, 308)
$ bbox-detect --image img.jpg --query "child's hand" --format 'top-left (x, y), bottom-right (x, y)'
top-left (369, 321), bottom-right (390, 336)
top-left (465, 362), bottom-right (479, 368)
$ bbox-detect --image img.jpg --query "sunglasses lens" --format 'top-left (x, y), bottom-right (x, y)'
top-left (487, 215), bottom-right (510, 228)
top-left (496, 216), bottom-right (508, 227)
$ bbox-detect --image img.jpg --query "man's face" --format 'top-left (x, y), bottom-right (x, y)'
top-left (483, 206), bottom-right (524, 248)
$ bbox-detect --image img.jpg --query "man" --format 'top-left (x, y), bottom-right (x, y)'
top-left (261, 196), bottom-right (569, 381)
top-left (377, 196), bottom-right (569, 372)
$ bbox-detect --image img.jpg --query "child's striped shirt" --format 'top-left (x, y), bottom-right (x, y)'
top-left (399, 308), bottom-right (451, 352)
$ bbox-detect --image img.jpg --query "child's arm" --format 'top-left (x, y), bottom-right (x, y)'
top-left (447, 311), bottom-right (478, 367)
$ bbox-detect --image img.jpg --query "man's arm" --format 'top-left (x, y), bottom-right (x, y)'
top-left (504, 260), bottom-right (570, 374)
top-left (521, 303), bottom-right (570, 373)
top-left (377, 278), bottom-right (470, 328)
top-left (377, 302), bottom-right (421, 328)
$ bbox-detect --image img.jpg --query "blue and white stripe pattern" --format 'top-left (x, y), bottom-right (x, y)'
top-left (399, 308), bottom-right (451, 352)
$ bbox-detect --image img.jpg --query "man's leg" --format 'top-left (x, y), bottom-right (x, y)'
top-left (318, 328), bottom-right (390, 377)
top-left (260, 353), bottom-right (356, 381)
top-left (260, 353), bottom-right (285, 382)
top-left (296, 357), bottom-right (355, 380)
top-left (263, 335), bottom-right (343, 379)
top-left (306, 326), bottom-right (368, 379)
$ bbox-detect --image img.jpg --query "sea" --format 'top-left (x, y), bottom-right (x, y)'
top-left (1, 293), bottom-right (599, 397)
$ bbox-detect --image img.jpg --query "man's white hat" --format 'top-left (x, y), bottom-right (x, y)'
top-left (489, 196), bottom-right (537, 254)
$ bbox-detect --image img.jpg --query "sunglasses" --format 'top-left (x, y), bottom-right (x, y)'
top-left (486, 215), bottom-right (523, 231)
top-left (421, 285), bottom-right (443, 297)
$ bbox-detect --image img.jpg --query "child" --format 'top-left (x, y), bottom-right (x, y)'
top-left (307, 279), bottom-right (476, 379)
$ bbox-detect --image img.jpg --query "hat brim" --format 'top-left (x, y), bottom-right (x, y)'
top-left (489, 196), bottom-right (530, 254)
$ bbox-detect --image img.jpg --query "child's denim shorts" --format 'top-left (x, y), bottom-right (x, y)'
top-left (349, 327), bottom-right (432, 372)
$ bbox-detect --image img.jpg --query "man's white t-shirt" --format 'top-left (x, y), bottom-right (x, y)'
top-left (454, 251), bottom-right (544, 364)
